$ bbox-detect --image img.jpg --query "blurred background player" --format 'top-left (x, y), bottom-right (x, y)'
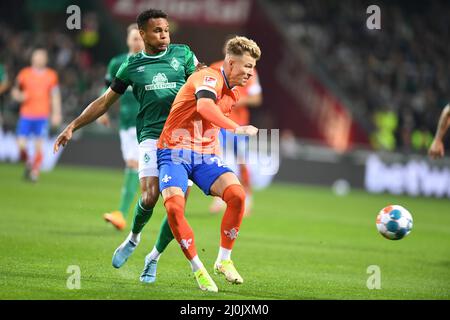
top-left (11, 48), bottom-right (61, 182)
top-left (428, 103), bottom-right (450, 159)
top-left (209, 44), bottom-right (263, 216)
top-left (99, 23), bottom-right (144, 231)
top-left (155, 36), bottom-right (260, 292)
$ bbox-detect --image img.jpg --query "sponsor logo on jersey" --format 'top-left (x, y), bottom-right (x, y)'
top-left (145, 73), bottom-right (176, 90)
top-left (137, 66), bottom-right (145, 72)
top-left (170, 58), bottom-right (180, 71)
top-left (203, 76), bottom-right (217, 87)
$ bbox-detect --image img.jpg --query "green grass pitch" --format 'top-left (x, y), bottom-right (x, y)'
top-left (0, 162), bottom-right (449, 300)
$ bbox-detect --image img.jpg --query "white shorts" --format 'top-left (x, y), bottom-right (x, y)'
top-left (138, 138), bottom-right (194, 187)
top-left (119, 128), bottom-right (139, 162)
top-left (138, 138), bottom-right (159, 179)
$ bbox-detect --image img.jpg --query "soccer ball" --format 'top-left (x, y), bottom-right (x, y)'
top-left (376, 205), bottom-right (413, 240)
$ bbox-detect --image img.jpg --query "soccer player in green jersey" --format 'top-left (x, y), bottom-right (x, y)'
top-left (54, 9), bottom-right (198, 282)
top-left (100, 23), bottom-right (144, 231)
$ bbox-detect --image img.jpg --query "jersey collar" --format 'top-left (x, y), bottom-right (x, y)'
top-left (141, 47), bottom-right (168, 59)
top-left (220, 66), bottom-right (233, 89)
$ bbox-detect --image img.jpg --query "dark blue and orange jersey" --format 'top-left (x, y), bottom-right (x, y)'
top-left (158, 67), bottom-right (240, 154)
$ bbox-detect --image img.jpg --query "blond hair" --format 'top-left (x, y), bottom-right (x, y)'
top-left (225, 36), bottom-right (261, 60)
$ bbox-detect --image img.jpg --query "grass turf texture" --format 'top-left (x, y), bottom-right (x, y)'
top-left (0, 163), bottom-right (449, 300)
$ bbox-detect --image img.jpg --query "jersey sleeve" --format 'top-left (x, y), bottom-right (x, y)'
top-left (192, 70), bottom-right (223, 102)
top-left (184, 45), bottom-right (199, 78)
top-left (50, 70), bottom-right (59, 89)
top-left (111, 58), bottom-right (131, 95)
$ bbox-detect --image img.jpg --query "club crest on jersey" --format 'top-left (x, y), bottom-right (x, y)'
top-left (203, 76), bottom-right (217, 87)
top-left (145, 73), bottom-right (176, 91)
top-left (161, 174), bottom-right (172, 183)
top-left (170, 58), bottom-right (180, 71)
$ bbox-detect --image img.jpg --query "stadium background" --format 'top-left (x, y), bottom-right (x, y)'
top-left (0, 0), bottom-right (449, 300)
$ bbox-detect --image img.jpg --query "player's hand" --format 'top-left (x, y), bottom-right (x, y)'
top-left (428, 139), bottom-right (445, 159)
top-left (53, 124), bottom-right (74, 153)
top-left (11, 88), bottom-right (26, 103)
top-left (234, 125), bottom-right (258, 136)
top-left (195, 63), bottom-right (208, 72)
top-left (97, 114), bottom-right (111, 127)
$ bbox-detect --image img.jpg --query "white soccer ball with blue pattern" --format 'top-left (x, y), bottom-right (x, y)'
top-left (376, 205), bottom-right (413, 240)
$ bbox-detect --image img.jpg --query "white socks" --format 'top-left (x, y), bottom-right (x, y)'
top-left (190, 255), bottom-right (204, 272)
top-left (217, 247), bottom-right (232, 262)
top-left (147, 247), bottom-right (161, 261)
top-left (129, 232), bottom-right (141, 245)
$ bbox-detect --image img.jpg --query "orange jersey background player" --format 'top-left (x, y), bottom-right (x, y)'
top-left (16, 66), bottom-right (58, 119)
top-left (11, 48), bottom-right (61, 182)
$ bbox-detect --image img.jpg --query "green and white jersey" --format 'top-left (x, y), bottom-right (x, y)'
top-left (111, 44), bottom-right (198, 142)
top-left (105, 53), bottom-right (139, 130)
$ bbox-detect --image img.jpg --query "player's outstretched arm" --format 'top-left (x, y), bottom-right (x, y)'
top-left (196, 98), bottom-right (258, 136)
top-left (429, 103), bottom-right (450, 159)
top-left (53, 88), bottom-right (120, 153)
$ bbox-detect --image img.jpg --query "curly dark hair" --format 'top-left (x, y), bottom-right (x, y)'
top-left (136, 9), bottom-right (168, 30)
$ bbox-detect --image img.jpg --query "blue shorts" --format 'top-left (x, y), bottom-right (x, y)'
top-left (158, 148), bottom-right (234, 195)
top-left (219, 128), bottom-right (249, 161)
top-left (17, 117), bottom-right (49, 138)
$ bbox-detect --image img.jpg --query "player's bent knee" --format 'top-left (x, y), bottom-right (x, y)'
top-left (164, 195), bottom-right (184, 212)
top-left (222, 184), bottom-right (246, 206)
top-left (164, 195), bottom-right (185, 227)
top-left (141, 190), bottom-right (159, 208)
